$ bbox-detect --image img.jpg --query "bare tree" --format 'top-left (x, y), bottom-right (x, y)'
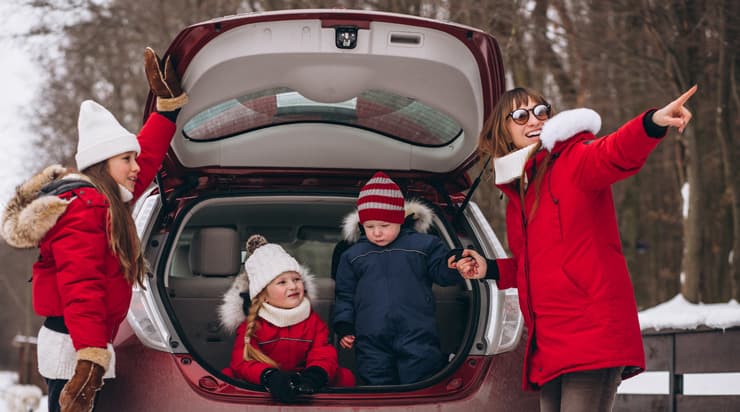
top-left (14, 0), bottom-right (737, 313)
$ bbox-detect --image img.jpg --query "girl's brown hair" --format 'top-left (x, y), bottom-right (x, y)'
top-left (83, 161), bottom-right (146, 286)
top-left (477, 87), bottom-right (554, 220)
top-left (242, 291), bottom-right (279, 367)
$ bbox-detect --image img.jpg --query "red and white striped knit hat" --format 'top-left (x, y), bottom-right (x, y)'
top-left (357, 171), bottom-right (405, 224)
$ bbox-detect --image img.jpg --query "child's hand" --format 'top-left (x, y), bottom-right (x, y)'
top-left (340, 335), bottom-right (355, 349)
top-left (295, 366), bottom-right (329, 394)
top-left (453, 249), bottom-right (487, 279)
top-left (261, 369), bottom-right (299, 403)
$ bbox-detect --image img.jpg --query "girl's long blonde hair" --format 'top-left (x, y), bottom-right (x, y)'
top-left (83, 161), bottom-right (146, 287)
top-left (242, 291), bottom-right (279, 367)
top-left (478, 87), bottom-right (554, 220)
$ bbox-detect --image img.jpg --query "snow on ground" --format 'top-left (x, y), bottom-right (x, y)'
top-left (0, 371), bottom-right (44, 412)
top-left (1, 294), bottom-right (739, 408)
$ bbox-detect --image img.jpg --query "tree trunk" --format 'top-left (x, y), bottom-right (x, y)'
top-left (714, 0), bottom-right (740, 299)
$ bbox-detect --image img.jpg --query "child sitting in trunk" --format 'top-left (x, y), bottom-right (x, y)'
top-left (220, 235), bottom-right (355, 403)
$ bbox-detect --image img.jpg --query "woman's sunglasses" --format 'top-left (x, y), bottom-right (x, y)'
top-left (507, 104), bottom-right (551, 125)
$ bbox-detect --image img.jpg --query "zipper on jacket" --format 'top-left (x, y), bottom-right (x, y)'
top-left (547, 153), bottom-right (564, 240)
top-left (546, 154), bottom-right (560, 205)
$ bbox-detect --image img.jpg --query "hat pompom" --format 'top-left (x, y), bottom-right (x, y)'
top-left (246, 234), bottom-right (268, 255)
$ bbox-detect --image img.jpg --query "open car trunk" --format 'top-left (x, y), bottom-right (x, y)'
top-left (157, 193), bottom-right (475, 389)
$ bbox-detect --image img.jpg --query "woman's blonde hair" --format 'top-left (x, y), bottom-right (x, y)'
top-left (242, 290), bottom-right (279, 367)
top-left (478, 87), bottom-right (554, 219)
top-left (82, 160), bottom-right (146, 287)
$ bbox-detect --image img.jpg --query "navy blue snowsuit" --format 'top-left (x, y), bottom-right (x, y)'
top-left (332, 228), bottom-right (462, 384)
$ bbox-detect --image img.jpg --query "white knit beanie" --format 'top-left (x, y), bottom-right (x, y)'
top-left (75, 100), bottom-right (141, 171)
top-left (245, 235), bottom-right (303, 299)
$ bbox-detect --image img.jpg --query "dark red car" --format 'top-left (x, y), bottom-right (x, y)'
top-left (98, 9), bottom-right (536, 411)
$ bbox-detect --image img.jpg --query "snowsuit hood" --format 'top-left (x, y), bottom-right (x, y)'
top-left (341, 199), bottom-right (434, 243)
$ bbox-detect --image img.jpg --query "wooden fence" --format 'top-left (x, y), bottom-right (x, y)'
top-left (615, 327), bottom-right (740, 411)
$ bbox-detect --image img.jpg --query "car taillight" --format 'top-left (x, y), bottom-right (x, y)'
top-left (128, 280), bottom-right (172, 351)
top-left (461, 202), bottom-right (523, 355)
top-left (484, 282), bottom-right (523, 355)
top-left (127, 193), bottom-right (172, 351)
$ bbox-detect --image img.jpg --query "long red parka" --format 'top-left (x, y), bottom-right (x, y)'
top-left (226, 311), bottom-right (354, 386)
top-left (495, 109), bottom-right (661, 390)
top-left (31, 113), bottom-right (175, 351)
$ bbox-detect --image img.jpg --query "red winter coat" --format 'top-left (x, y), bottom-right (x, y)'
top-left (226, 311), bottom-right (353, 386)
top-left (30, 113), bottom-right (175, 350)
top-left (495, 109), bottom-right (659, 390)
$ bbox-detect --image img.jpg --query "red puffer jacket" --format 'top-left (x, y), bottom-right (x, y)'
top-left (496, 109), bottom-right (661, 390)
top-left (227, 311), bottom-right (351, 386)
top-left (12, 113), bottom-right (175, 351)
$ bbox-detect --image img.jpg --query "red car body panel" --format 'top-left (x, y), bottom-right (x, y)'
top-left (102, 322), bottom-right (537, 410)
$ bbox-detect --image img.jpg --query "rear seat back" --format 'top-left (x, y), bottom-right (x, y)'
top-left (169, 227), bottom-right (240, 369)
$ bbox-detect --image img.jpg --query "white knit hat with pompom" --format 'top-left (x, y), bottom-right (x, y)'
top-left (244, 234), bottom-right (303, 299)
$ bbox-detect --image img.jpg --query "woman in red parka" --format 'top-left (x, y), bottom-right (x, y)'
top-left (1, 48), bottom-right (187, 412)
top-left (220, 235), bottom-right (355, 404)
top-left (455, 86), bottom-right (696, 411)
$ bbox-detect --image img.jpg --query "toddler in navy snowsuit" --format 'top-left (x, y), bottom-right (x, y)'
top-left (332, 172), bottom-right (467, 385)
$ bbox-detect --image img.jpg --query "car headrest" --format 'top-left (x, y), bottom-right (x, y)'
top-left (189, 227), bottom-right (240, 277)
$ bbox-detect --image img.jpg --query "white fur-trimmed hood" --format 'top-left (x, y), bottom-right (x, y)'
top-left (218, 267), bottom-right (317, 333)
top-left (540, 108), bottom-right (601, 151)
top-left (1, 165), bottom-right (89, 248)
top-left (341, 199), bottom-right (434, 243)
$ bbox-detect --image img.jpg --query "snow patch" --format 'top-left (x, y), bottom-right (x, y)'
top-left (639, 294), bottom-right (740, 331)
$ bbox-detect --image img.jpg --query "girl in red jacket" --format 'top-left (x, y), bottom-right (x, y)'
top-left (220, 235), bottom-right (355, 403)
top-left (1, 48), bottom-right (186, 412)
top-left (455, 86), bottom-right (696, 412)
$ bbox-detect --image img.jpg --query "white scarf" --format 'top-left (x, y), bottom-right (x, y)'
top-left (493, 144), bottom-right (539, 185)
top-left (118, 184), bottom-right (133, 202)
top-left (258, 297), bottom-right (311, 327)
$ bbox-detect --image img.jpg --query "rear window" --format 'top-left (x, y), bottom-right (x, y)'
top-left (183, 88), bottom-right (462, 146)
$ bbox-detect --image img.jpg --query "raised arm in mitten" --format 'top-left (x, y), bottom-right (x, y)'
top-left (144, 47), bottom-right (188, 116)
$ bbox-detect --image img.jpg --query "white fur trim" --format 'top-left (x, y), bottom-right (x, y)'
top-left (218, 273), bottom-right (249, 334)
top-left (3, 196), bottom-right (71, 248)
top-left (36, 326), bottom-right (115, 380)
top-left (342, 199), bottom-right (434, 243)
top-left (218, 269), bottom-right (317, 333)
top-left (404, 199), bottom-right (433, 234)
top-left (1, 168), bottom-right (96, 248)
top-left (540, 108), bottom-right (601, 151)
top-left (341, 212), bottom-right (362, 244)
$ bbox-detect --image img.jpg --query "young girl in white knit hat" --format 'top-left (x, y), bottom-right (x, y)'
top-left (1, 48), bottom-right (187, 412)
top-left (219, 235), bottom-right (355, 403)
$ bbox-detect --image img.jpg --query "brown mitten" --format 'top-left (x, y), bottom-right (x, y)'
top-left (59, 347), bottom-right (110, 412)
top-left (144, 47), bottom-right (188, 112)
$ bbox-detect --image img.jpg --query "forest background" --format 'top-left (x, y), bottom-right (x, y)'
top-left (0, 0), bottom-right (737, 371)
